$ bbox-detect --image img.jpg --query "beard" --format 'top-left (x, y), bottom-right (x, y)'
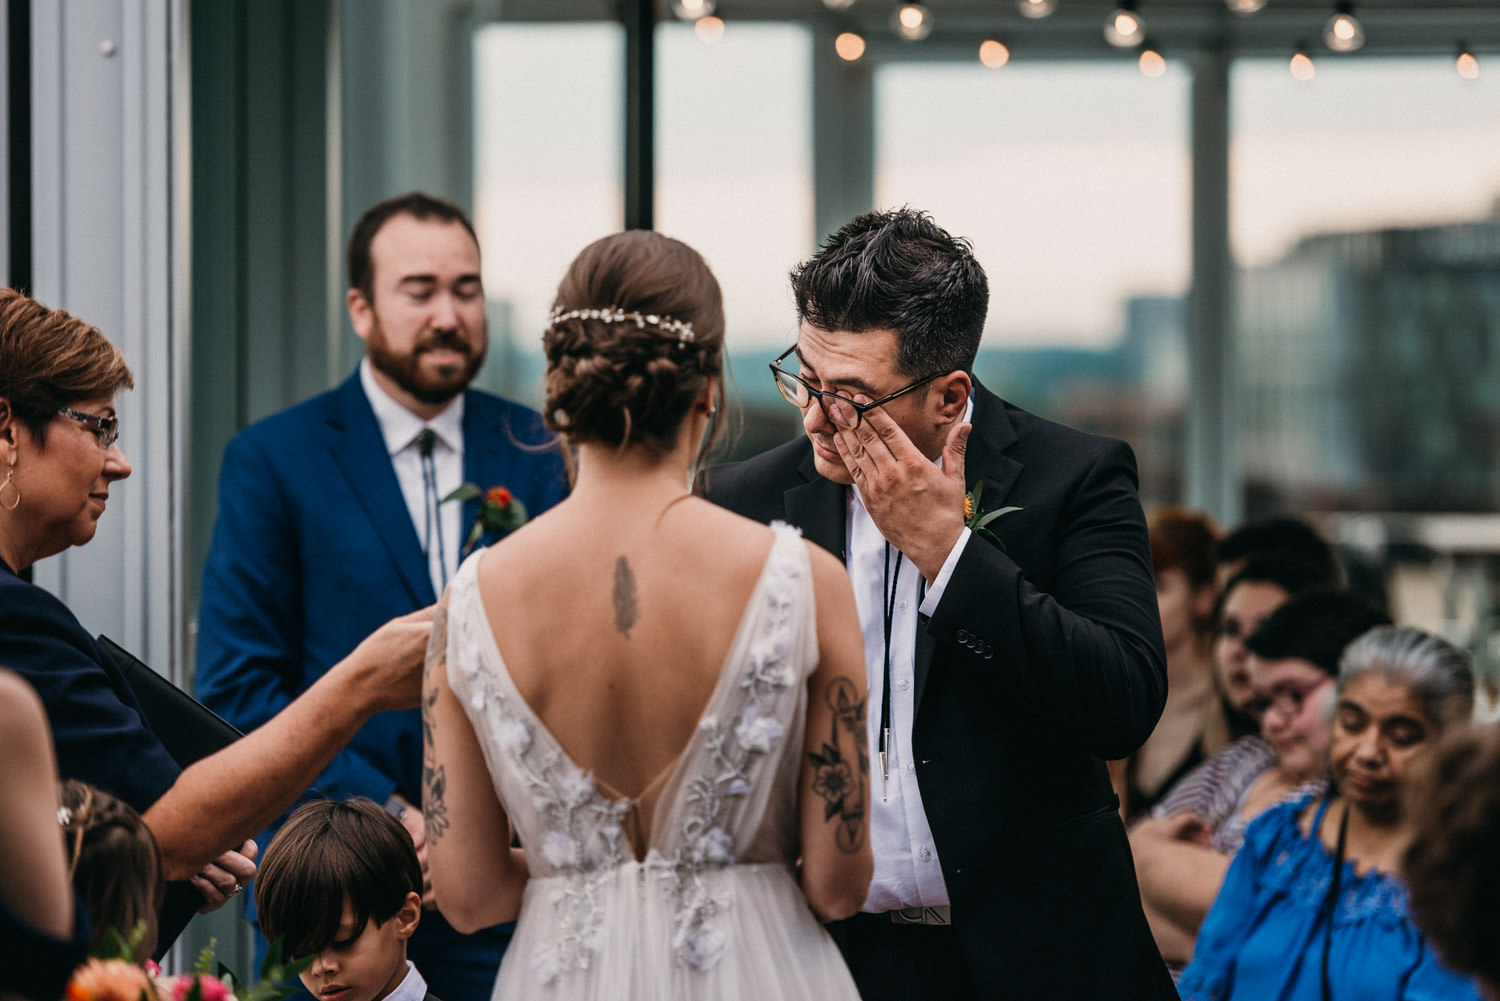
top-left (366, 316), bottom-right (487, 406)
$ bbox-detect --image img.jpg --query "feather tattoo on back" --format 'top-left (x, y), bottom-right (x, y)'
top-left (614, 555), bottom-right (639, 637)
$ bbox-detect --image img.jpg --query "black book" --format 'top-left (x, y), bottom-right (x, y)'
top-left (95, 635), bottom-right (244, 959)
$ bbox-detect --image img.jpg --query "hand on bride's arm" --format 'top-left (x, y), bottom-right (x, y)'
top-left (422, 593), bottom-right (529, 931)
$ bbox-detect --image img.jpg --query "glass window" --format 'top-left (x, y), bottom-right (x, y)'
top-left (875, 60), bottom-right (1192, 504)
top-left (657, 21), bottom-right (813, 457)
top-left (472, 22), bottom-right (624, 407)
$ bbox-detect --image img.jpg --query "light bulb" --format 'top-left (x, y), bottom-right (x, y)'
top-left (1139, 45), bottom-right (1166, 78)
top-left (1016, 0), bottom-right (1056, 19)
top-left (1457, 47), bottom-right (1479, 80)
top-left (892, 4), bottom-right (933, 42)
top-left (823, 0), bottom-right (857, 8)
top-left (669, 0), bottom-right (715, 22)
top-left (979, 38), bottom-right (1011, 69)
top-left (1104, 4), bottom-right (1146, 49)
top-left (1226, 0), bottom-right (1266, 13)
top-left (835, 31), bottom-right (867, 61)
top-left (1290, 46), bottom-right (1316, 80)
top-left (1322, 4), bottom-right (1365, 53)
top-left (694, 16), bottom-right (725, 43)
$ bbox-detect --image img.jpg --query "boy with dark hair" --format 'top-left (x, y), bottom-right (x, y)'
top-left (256, 799), bottom-right (434, 1001)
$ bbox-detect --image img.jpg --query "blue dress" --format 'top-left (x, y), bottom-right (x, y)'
top-left (1180, 794), bottom-right (1483, 1001)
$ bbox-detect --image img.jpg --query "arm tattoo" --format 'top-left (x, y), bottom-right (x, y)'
top-left (422, 599), bottom-right (451, 843)
top-left (807, 677), bottom-right (869, 854)
top-left (613, 556), bottom-right (638, 637)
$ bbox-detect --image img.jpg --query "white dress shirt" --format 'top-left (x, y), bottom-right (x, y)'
top-left (382, 960), bottom-right (429, 1001)
top-left (850, 397), bottom-right (975, 913)
top-left (360, 360), bottom-right (465, 597)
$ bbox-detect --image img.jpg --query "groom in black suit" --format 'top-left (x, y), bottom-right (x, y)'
top-left (702, 209), bottom-right (1177, 1000)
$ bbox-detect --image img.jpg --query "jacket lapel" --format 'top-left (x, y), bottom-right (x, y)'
top-left (913, 384), bottom-right (1022, 714)
top-left (785, 448), bottom-right (848, 564)
top-left (327, 375), bottom-right (436, 606)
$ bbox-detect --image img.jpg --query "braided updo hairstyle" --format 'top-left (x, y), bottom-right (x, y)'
top-left (544, 231), bottom-right (724, 454)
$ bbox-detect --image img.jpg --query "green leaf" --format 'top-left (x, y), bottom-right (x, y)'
top-left (973, 505), bottom-right (1022, 530)
top-left (192, 938), bottom-right (218, 975)
top-left (441, 482), bottom-right (481, 504)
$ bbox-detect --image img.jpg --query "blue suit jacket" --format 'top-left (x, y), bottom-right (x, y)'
top-left (194, 375), bottom-right (567, 986)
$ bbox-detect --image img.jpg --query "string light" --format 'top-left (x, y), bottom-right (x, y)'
top-left (823, 0), bottom-right (857, 8)
top-left (979, 38), bottom-right (1011, 69)
top-left (892, 4), bottom-right (933, 42)
top-left (694, 16), bottom-right (725, 43)
top-left (1290, 44), bottom-right (1316, 80)
top-left (1016, 0), bottom-right (1056, 20)
top-left (835, 31), bottom-right (867, 61)
top-left (1225, 0), bottom-right (1266, 13)
top-left (1323, 3), bottom-right (1365, 53)
top-left (1104, 2), bottom-right (1147, 49)
top-left (1456, 45), bottom-right (1480, 80)
top-left (669, 0), bottom-right (715, 21)
top-left (1139, 42), bottom-right (1166, 78)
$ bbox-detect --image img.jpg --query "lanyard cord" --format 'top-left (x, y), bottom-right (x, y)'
top-left (1320, 797), bottom-right (1350, 1001)
top-left (880, 542), bottom-right (900, 802)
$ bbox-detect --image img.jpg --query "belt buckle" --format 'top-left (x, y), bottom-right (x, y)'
top-left (890, 906), bottom-right (951, 926)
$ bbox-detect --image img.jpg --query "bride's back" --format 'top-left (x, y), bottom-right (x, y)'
top-left (473, 494), bottom-right (778, 809)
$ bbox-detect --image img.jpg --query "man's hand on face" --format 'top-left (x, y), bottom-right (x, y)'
top-left (831, 395), bottom-right (972, 583)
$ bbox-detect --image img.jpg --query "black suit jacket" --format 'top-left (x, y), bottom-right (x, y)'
top-left (702, 383), bottom-right (1177, 1000)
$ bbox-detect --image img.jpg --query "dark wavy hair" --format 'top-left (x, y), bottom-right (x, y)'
top-left (0, 288), bottom-right (133, 448)
top-left (543, 230), bottom-right (725, 456)
top-left (790, 208), bottom-right (988, 377)
top-left (255, 798), bottom-right (422, 960)
top-left (346, 192), bottom-right (478, 303)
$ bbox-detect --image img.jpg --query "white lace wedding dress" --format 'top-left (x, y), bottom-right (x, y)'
top-left (446, 523), bottom-right (862, 1000)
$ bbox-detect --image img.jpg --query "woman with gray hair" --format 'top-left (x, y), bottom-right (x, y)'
top-left (1181, 624), bottom-right (1484, 1001)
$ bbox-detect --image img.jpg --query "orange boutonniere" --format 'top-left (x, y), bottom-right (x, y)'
top-left (963, 482), bottom-right (1021, 551)
top-left (442, 482), bottom-right (529, 556)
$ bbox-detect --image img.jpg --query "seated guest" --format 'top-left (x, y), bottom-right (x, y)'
top-left (0, 288), bottom-right (431, 918)
top-left (1179, 625), bottom-right (1485, 1001)
top-left (0, 669), bottom-right (89, 1001)
top-left (1404, 723), bottom-right (1500, 1001)
top-left (1132, 588), bottom-right (1386, 970)
top-left (1113, 507), bottom-right (1220, 820)
top-left (256, 799), bottom-right (433, 1001)
top-left (58, 780), bottom-right (164, 961)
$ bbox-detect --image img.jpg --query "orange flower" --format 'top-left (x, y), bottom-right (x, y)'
top-left (486, 486), bottom-right (513, 508)
top-left (66, 959), bottom-right (157, 1001)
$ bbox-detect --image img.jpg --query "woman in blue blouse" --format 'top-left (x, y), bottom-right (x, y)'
top-left (1180, 625), bottom-right (1484, 1001)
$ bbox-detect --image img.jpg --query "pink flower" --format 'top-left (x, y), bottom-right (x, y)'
top-left (166, 974), bottom-right (233, 1001)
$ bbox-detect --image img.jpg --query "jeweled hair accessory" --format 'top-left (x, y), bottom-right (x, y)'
top-left (548, 306), bottom-right (696, 346)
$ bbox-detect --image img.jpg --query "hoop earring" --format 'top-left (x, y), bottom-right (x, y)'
top-left (0, 470), bottom-right (19, 511)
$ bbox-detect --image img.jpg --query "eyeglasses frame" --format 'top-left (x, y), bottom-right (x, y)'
top-left (56, 407), bottom-right (120, 449)
top-left (769, 345), bottom-right (944, 430)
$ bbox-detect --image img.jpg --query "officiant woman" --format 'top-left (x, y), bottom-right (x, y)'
top-left (0, 287), bottom-right (432, 932)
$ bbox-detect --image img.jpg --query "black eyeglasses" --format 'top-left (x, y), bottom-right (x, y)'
top-left (56, 407), bottom-right (120, 449)
top-left (1245, 676), bottom-right (1332, 722)
top-left (770, 345), bottom-right (942, 431)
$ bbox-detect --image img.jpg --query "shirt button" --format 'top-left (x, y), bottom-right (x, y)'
top-left (919, 848), bottom-right (932, 861)
top-left (906, 762), bottom-right (916, 774)
top-left (898, 599), bottom-right (909, 611)
top-left (897, 678), bottom-right (911, 691)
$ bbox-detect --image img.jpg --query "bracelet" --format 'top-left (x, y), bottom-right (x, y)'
top-left (383, 795), bottom-right (408, 821)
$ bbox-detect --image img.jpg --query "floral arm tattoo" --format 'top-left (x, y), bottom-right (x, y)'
top-left (422, 597), bottom-right (452, 844)
top-left (808, 677), bottom-right (869, 854)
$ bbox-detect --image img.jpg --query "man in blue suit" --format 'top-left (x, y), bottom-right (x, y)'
top-left (196, 192), bottom-right (568, 1001)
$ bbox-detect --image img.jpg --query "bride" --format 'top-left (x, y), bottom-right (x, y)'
top-left (423, 230), bottom-right (872, 999)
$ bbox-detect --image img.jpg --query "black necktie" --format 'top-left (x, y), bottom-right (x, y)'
top-left (415, 428), bottom-right (447, 590)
